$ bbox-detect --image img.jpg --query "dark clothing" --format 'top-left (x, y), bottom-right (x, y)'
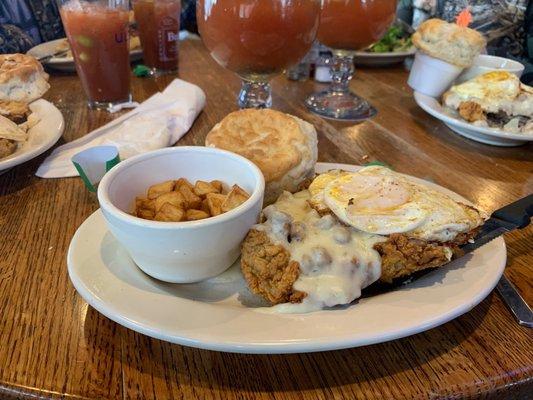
top-left (0, 0), bottom-right (64, 54)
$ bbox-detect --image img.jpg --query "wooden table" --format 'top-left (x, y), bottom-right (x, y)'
top-left (0, 40), bottom-right (532, 400)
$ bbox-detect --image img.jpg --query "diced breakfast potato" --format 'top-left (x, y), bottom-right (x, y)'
top-left (137, 208), bottom-right (155, 220)
top-left (221, 185), bottom-right (250, 212)
top-left (179, 184), bottom-right (202, 209)
top-left (135, 197), bottom-right (156, 212)
top-left (210, 180), bottom-right (223, 193)
top-left (147, 180), bottom-right (175, 199)
top-left (206, 193), bottom-right (226, 216)
top-left (133, 178), bottom-right (250, 222)
top-left (156, 203), bottom-right (184, 222)
top-left (154, 191), bottom-right (186, 212)
top-left (186, 209), bottom-right (210, 221)
top-left (193, 180), bottom-right (219, 197)
top-left (175, 178), bottom-right (193, 191)
top-left (200, 198), bottom-right (210, 214)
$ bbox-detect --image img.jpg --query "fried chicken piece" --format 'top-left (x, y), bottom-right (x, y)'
top-left (0, 138), bottom-right (16, 159)
top-left (374, 229), bottom-right (478, 282)
top-left (241, 229), bottom-right (305, 305)
top-left (458, 101), bottom-right (485, 123)
top-left (240, 228), bottom-right (478, 305)
top-left (0, 100), bottom-right (29, 124)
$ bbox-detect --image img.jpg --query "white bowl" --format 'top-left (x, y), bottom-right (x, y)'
top-left (408, 51), bottom-right (464, 97)
top-left (456, 54), bottom-right (525, 84)
top-left (97, 146), bottom-right (265, 283)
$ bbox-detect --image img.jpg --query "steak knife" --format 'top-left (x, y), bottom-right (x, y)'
top-left (461, 194), bottom-right (533, 328)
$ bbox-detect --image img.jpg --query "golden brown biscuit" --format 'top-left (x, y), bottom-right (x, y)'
top-left (412, 19), bottom-right (486, 67)
top-left (205, 109), bottom-right (317, 204)
top-left (0, 54), bottom-right (50, 102)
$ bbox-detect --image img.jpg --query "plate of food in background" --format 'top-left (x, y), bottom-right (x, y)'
top-left (27, 36), bottom-right (143, 72)
top-left (354, 22), bottom-right (415, 67)
top-left (0, 54), bottom-right (64, 172)
top-left (68, 110), bottom-right (506, 354)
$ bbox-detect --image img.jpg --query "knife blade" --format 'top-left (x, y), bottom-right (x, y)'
top-left (460, 194), bottom-right (533, 254)
top-left (461, 194), bottom-right (532, 328)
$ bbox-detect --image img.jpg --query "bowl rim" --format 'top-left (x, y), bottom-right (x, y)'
top-left (472, 54), bottom-right (525, 71)
top-left (97, 146), bottom-right (265, 230)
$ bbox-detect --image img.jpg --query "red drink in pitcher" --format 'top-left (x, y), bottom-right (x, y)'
top-left (133, 0), bottom-right (181, 74)
top-left (60, 0), bottom-right (131, 110)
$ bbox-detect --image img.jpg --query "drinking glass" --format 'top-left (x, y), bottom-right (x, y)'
top-left (58, 0), bottom-right (131, 110)
top-left (197, 0), bottom-right (320, 109)
top-left (133, 0), bottom-right (181, 75)
top-left (305, 0), bottom-right (397, 120)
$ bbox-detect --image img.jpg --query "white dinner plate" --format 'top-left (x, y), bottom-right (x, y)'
top-left (27, 38), bottom-right (143, 72)
top-left (0, 99), bottom-right (64, 173)
top-left (67, 162), bottom-right (506, 354)
top-left (414, 91), bottom-right (533, 146)
top-left (354, 48), bottom-right (415, 67)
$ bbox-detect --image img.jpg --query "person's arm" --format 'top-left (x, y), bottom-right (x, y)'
top-left (0, 24), bottom-right (35, 54)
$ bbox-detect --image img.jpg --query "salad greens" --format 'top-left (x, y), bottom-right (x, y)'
top-left (368, 25), bottom-right (413, 53)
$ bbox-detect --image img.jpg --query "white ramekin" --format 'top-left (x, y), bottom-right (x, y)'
top-left (456, 54), bottom-right (525, 84)
top-left (408, 51), bottom-right (464, 97)
top-left (97, 146), bottom-right (265, 283)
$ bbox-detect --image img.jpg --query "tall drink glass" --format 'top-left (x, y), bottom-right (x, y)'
top-left (197, 0), bottom-right (320, 109)
top-left (306, 0), bottom-right (397, 120)
top-left (58, 0), bottom-right (131, 110)
top-left (133, 0), bottom-right (181, 75)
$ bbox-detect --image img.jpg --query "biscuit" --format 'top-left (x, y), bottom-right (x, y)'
top-left (205, 109), bottom-right (317, 204)
top-left (412, 19), bottom-right (486, 67)
top-left (0, 54), bottom-right (50, 103)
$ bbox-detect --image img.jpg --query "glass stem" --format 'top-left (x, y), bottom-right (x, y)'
top-left (238, 80), bottom-right (272, 109)
top-left (330, 54), bottom-right (355, 94)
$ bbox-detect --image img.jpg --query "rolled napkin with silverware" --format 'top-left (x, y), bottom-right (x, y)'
top-left (36, 79), bottom-right (206, 178)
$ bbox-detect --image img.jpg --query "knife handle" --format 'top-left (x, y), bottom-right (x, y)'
top-left (492, 194), bottom-right (533, 229)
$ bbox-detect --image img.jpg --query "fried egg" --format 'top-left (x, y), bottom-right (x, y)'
top-left (443, 71), bottom-right (533, 117)
top-left (316, 166), bottom-right (485, 242)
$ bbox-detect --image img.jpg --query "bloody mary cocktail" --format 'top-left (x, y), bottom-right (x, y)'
top-left (60, 0), bottom-right (131, 109)
top-left (197, 0), bottom-right (320, 80)
top-left (133, 0), bottom-right (181, 74)
top-left (318, 0), bottom-right (397, 51)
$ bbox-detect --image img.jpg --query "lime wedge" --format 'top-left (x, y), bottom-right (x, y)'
top-left (76, 35), bottom-right (93, 47)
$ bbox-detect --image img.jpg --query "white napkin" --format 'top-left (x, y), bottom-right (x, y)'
top-left (36, 79), bottom-right (206, 178)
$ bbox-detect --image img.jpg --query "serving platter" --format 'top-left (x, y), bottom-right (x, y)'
top-left (354, 48), bottom-right (415, 67)
top-left (0, 99), bottom-right (64, 173)
top-left (27, 38), bottom-right (143, 72)
top-left (67, 162), bottom-right (506, 354)
top-left (414, 91), bottom-right (533, 146)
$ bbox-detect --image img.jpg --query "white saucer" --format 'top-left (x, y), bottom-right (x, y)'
top-left (0, 99), bottom-right (64, 173)
top-left (28, 38), bottom-right (143, 72)
top-left (414, 91), bottom-right (533, 146)
top-left (67, 163), bottom-right (506, 354)
top-left (354, 48), bottom-right (415, 67)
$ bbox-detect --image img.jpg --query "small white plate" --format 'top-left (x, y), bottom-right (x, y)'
top-left (28, 38), bottom-right (143, 72)
top-left (354, 48), bottom-right (415, 67)
top-left (67, 163), bottom-right (506, 354)
top-left (414, 91), bottom-right (533, 146)
top-left (0, 99), bottom-right (64, 173)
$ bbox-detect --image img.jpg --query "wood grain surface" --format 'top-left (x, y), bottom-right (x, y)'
top-left (0, 40), bottom-right (532, 400)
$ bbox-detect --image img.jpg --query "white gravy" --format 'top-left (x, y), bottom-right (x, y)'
top-left (254, 191), bottom-right (386, 313)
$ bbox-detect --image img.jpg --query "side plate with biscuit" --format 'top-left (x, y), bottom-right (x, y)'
top-left (67, 162), bottom-right (506, 354)
top-left (0, 99), bottom-right (64, 173)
